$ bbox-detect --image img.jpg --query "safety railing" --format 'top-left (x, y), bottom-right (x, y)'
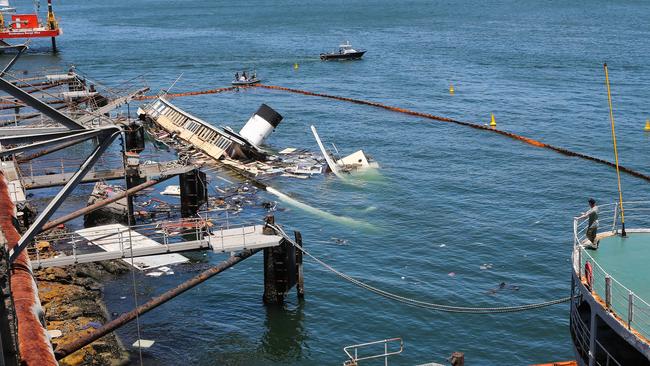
top-left (594, 338), bottom-right (623, 366)
top-left (573, 201), bottom-right (650, 342)
top-left (569, 300), bottom-right (591, 360)
top-left (30, 216), bottom-right (264, 266)
top-left (343, 337), bottom-right (403, 366)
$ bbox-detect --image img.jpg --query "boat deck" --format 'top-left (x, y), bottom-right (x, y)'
top-left (582, 230), bottom-right (650, 341)
top-left (591, 232), bottom-right (650, 304)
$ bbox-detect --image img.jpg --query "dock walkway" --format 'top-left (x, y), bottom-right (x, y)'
top-left (32, 222), bottom-right (283, 270)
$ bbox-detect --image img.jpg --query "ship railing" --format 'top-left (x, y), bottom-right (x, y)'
top-left (573, 201), bottom-right (650, 342)
top-left (594, 338), bottom-right (623, 366)
top-left (29, 216), bottom-right (264, 267)
top-left (342, 337), bottom-right (403, 366)
top-left (569, 301), bottom-right (591, 360)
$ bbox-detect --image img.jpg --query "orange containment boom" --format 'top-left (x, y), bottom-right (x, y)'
top-left (531, 362), bottom-right (577, 366)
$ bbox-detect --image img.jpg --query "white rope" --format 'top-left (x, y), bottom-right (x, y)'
top-left (269, 224), bottom-right (571, 314)
top-left (121, 136), bottom-right (144, 365)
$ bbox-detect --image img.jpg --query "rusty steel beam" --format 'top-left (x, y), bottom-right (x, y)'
top-left (54, 248), bottom-right (262, 360)
top-left (39, 168), bottom-right (191, 233)
top-left (0, 172), bottom-right (57, 365)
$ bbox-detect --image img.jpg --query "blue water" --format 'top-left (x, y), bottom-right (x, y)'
top-left (6, 0), bottom-right (650, 364)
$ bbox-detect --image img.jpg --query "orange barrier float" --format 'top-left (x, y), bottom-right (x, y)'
top-left (135, 86), bottom-right (241, 100)
top-left (254, 84), bottom-right (650, 183)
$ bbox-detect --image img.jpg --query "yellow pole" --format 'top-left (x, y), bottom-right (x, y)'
top-left (604, 63), bottom-right (626, 236)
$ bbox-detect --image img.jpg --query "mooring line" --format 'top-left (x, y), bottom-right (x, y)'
top-left (253, 84), bottom-right (650, 183)
top-left (270, 224), bottom-right (571, 314)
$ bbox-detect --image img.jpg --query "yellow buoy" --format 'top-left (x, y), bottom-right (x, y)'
top-left (449, 84), bottom-right (454, 95)
top-left (645, 119), bottom-right (650, 132)
top-left (293, 63), bottom-right (299, 70)
top-left (490, 113), bottom-right (496, 127)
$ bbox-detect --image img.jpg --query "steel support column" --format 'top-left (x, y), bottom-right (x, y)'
top-left (10, 130), bottom-right (120, 262)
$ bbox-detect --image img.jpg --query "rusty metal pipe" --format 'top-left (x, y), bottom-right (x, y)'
top-left (0, 172), bottom-right (57, 365)
top-left (54, 248), bottom-right (261, 360)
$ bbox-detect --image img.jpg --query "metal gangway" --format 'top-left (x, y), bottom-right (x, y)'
top-left (30, 217), bottom-right (283, 270)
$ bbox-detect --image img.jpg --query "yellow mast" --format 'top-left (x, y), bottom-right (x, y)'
top-left (604, 63), bottom-right (626, 237)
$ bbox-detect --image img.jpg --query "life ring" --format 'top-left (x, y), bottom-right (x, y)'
top-left (584, 262), bottom-right (593, 291)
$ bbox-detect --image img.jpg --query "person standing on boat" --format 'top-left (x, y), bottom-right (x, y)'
top-left (576, 198), bottom-right (599, 248)
top-left (235, 72), bottom-right (239, 81)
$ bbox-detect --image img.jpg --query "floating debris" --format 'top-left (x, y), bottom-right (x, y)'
top-left (160, 185), bottom-right (180, 196)
top-left (132, 339), bottom-right (155, 349)
top-left (84, 182), bottom-right (128, 227)
top-left (331, 237), bottom-right (349, 245)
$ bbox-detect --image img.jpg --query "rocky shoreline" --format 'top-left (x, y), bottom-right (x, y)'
top-left (35, 260), bottom-right (131, 366)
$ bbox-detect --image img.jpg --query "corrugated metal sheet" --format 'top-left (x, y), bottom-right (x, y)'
top-left (0, 171), bottom-right (57, 365)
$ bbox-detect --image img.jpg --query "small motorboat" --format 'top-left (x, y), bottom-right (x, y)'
top-left (232, 70), bottom-right (261, 86)
top-left (320, 41), bottom-right (366, 61)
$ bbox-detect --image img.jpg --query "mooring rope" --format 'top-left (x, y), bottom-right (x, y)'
top-left (269, 224), bottom-right (571, 314)
top-left (252, 84), bottom-right (650, 183)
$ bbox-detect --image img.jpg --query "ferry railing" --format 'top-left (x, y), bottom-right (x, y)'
top-left (29, 216), bottom-right (264, 267)
top-left (573, 201), bottom-right (650, 342)
top-left (569, 299), bottom-right (591, 361)
top-left (343, 337), bottom-right (403, 366)
top-left (594, 338), bottom-right (623, 366)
